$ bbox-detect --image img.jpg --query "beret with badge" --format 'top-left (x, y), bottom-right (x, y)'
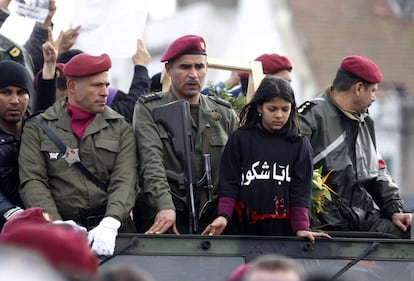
top-left (0, 207), bottom-right (98, 277)
top-left (160, 34), bottom-right (207, 62)
top-left (239, 53), bottom-right (292, 79)
top-left (63, 53), bottom-right (112, 77)
top-left (339, 55), bottom-right (382, 83)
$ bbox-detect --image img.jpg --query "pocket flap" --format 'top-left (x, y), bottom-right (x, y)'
top-left (94, 138), bottom-right (120, 153)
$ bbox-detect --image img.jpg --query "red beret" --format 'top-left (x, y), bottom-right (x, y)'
top-left (339, 55), bottom-right (382, 83)
top-left (239, 53), bottom-right (292, 79)
top-left (160, 35), bottom-right (207, 62)
top-left (229, 264), bottom-right (250, 281)
top-left (0, 208), bottom-right (98, 277)
top-left (63, 53), bottom-right (112, 77)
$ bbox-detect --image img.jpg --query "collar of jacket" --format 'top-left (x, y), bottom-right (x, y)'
top-left (39, 98), bottom-right (125, 134)
top-left (164, 91), bottom-right (223, 129)
top-left (325, 87), bottom-right (365, 122)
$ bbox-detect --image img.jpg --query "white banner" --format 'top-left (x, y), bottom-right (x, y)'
top-left (71, 0), bottom-right (147, 58)
top-left (14, 0), bottom-right (49, 23)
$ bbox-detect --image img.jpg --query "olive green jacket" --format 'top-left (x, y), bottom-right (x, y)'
top-left (19, 99), bottom-right (137, 223)
top-left (134, 91), bottom-right (239, 215)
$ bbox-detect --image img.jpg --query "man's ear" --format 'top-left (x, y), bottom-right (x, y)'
top-left (66, 79), bottom-right (76, 94)
top-left (165, 63), bottom-right (171, 75)
top-left (353, 82), bottom-right (364, 97)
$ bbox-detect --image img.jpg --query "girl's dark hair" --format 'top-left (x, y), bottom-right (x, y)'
top-left (239, 75), bottom-right (300, 140)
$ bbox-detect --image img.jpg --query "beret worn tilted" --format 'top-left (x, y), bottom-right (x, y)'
top-left (160, 34), bottom-right (207, 62)
top-left (339, 55), bottom-right (382, 83)
top-left (239, 53), bottom-right (292, 79)
top-left (63, 53), bottom-right (112, 77)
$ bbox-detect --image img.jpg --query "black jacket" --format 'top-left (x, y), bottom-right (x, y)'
top-left (0, 128), bottom-right (23, 229)
top-left (299, 91), bottom-right (404, 231)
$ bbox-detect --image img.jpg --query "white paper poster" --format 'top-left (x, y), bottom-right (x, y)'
top-left (71, 0), bottom-right (148, 58)
top-left (14, 0), bottom-right (49, 23)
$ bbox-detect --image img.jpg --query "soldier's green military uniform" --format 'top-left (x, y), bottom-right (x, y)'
top-left (134, 90), bottom-right (239, 233)
top-left (19, 99), bottom-right (137, 229)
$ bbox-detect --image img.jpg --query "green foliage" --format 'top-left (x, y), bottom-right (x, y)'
top-left (206, 81), bottom-right (246, 113)
top-left (310, 167), bottom-right (335, 227)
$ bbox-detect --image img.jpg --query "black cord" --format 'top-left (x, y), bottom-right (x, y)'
top-left (329, 242), bottom-right (380, 281)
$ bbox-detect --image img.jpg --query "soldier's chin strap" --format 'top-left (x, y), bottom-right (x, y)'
top-left (329, 242), bottom-right (380, 281)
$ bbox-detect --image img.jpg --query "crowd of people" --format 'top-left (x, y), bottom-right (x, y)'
top-left (0, 0), bottom-right (412, 280)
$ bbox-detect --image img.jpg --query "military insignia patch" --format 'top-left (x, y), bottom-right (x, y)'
top-left (48, 152), bottom-right (60, 160)
top-left (298, 101), bottom-right (315, 114)
top-left (64, 147), bottom-right (81, 167)
top-left (9, 46), bottom-right (21, 58)
top-left (200, 38), bottom-right (206, 52)
top-left (139, 92), bottom-right (162, 103)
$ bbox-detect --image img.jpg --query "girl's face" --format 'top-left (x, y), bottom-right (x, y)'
top-left (257, 97), bottom-right (291, 133)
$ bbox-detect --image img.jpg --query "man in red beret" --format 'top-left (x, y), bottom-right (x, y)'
top-left (18, 52), bottom-right (138, 256)
top-left (134, 34), bottom-right (239, 234)
top-left (238, 53), bottom-right (293, 96)
top-left (239, 53), bottom-right (292, 82)
top-left (203, 53), bottom-right (293, 98)
top-left (33, 32), bottom-right (152, 124)
top-left (298, 55), bottom-right (411, 238)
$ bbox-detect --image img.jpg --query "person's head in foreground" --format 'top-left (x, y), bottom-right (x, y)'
top-left (243, 254), bottom-right (305, 281)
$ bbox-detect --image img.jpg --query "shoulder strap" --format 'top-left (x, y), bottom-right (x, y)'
top-left (32, 117), bottom-right (108, 192)
top-left (139, 92), bottom-right (163, 103)
top-left (207, 95), bottom-right (232, 108)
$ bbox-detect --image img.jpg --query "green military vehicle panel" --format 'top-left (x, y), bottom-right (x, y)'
top-left (100, 234), bottom-right (414, 281)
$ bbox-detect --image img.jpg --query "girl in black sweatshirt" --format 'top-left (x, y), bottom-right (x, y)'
top-left (202, 76), bottom-right (330, 242)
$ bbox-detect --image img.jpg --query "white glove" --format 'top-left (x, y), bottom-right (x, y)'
top-left (87, 216), bottom-right (121, 256)
top-left (52, 220), bottom-right (87, 233)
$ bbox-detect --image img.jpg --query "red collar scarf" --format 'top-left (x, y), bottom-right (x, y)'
top-left (66, 103), bottom-right (96, 139)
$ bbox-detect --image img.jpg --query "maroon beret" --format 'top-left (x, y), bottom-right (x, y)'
top-left (63, 53), bottom-right (112, 77)
top-left (0, 208), bottom-right (98, 277)
top-left (340, 55), bottom-right (382, 83)
top-left (239, 53), bottom-right (292, 79)
top-left (229, 264), bottom-right (250, 281)
top-left (160, 35), bottom-right (207, 62)
top-left (2, 207), bottom-right (51, 226)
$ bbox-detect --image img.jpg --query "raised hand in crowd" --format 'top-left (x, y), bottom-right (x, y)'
top-left (132, 38), bottom-right (151, 67)
top-left (42, 28), bottom-right (63, 79)
top-left (58, 25), bottom-right (81, 55)
top-left (38, 0), bottom-right (56, 29)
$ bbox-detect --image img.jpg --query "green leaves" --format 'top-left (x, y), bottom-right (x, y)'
top-left (310, 167), bottom-right (335, 226)
top-left (206, 81), bottom-right (246, 113)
